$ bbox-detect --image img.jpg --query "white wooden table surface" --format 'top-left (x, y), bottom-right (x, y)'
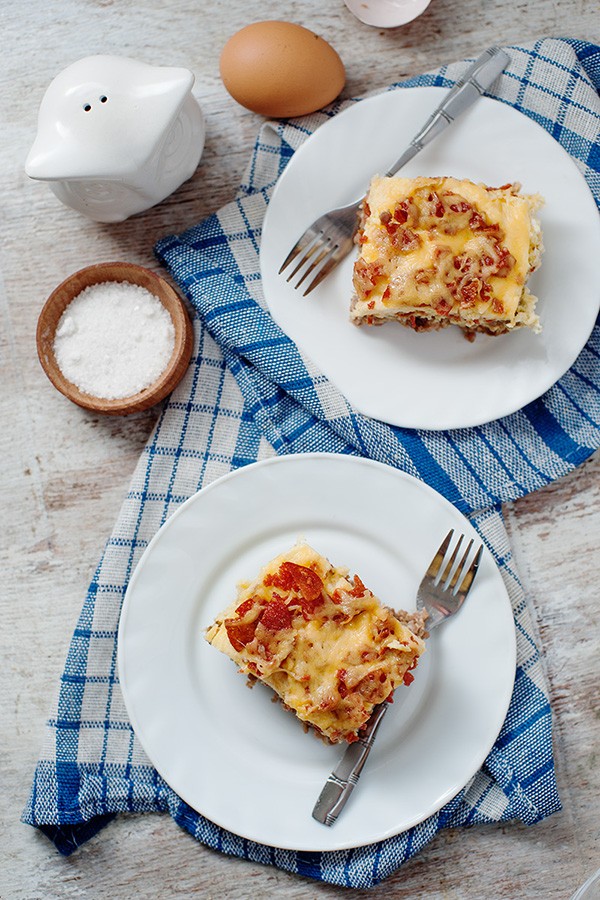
top-left (2, 2), bottom-right (599, 898)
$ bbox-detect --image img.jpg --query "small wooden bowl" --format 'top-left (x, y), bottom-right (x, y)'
top-left (36, 261), bottom-right (194, 415)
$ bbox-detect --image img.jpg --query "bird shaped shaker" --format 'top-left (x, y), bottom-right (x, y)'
top-left (25, 55), bottom-right (205, 222)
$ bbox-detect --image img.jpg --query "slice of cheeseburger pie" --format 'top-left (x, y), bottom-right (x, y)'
top-left (351, 175), bottom-right (543, 338)
top-left (205, 542), bottom-right (426, 744)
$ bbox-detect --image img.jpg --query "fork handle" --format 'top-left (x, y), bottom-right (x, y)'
top-left (386, 46), bottom-right (510, 177)
top-left (312, 702), bottom-right (389, 826)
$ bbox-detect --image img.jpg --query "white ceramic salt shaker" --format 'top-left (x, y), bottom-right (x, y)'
top-left (25, 55), bottom-right (205, 222)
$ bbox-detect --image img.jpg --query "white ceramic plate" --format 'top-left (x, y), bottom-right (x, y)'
top-left (118, 454), bottom-right (516, 851)
top-left (260, 87), bottom-right (600, 430)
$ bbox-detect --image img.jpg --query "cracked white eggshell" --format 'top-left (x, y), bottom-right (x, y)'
top-left (344, 0), bottom-right (432, 28)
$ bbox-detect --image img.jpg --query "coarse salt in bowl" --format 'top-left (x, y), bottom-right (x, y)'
top-left (36, 262), bottom-right (194, 415)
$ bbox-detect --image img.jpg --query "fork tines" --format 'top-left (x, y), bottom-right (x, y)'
top-left (279, 204), bottom-right (359, 296)
top-left (429, 528), bottom-right (484, 599)
top-left (279, 233), bottom-right (340, 295)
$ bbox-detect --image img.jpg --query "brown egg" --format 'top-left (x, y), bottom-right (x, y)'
top-left (220, 20), bottom-right (345, 118)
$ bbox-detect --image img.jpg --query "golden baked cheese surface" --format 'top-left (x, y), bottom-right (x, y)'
top-left (205, 542), bottom-right (425, 744)
top-left (352, 175), bottom-right (543, 336)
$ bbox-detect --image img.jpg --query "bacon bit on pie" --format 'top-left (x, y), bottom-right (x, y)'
top-left (265, 561), bottom-right (325, 619)
top-left (318, 695), bottom-right (337, 711)
top-left (235, 598), bottom-right (257, 618)
top-left (392, 202), bottom-right (409, 224)
top-left (279, 562), bottom-right (323, 602)
top-left (392, 227), bottom-right (421, 252)
top-left (355, 669), bottom-right (389, 703)
top-left (260, 598), bottom-right (293, 631)
top-left (428, 191), bottom-right (445, 218)
top-left (380, 200), bottom-right (420, 235)
top-left (492, 244), bottom-right (515, 278)
top-left (401, 657), bottom-right (418, 686)
top-left (435, 298), bottom-right (452, 316)
top-left (353, 258), bottom-right (386, 299)
top-left (337, 669), bottom-right (349, 699)
top-left (458, 277), bottom-right (483, 308)
top-left (264, 567), bottom-right (293, 591)
top-left (225, 617), bottom-right (259, 652)
top-left (469, 211), bottom-right (487, 231)
top-left (226, 594), bottom-right (268, 649)
top-left (434, 244), bottom-right (452, 261)
top-left (469, 212), bottom-right (503, 240)
top-left (453, 253), bottom-right (472, 273)
top-left (350, 574), bottom-right (367, 597)
top-left (448, 199), bottom-right (472, 214)
top-left (367, 300), bottom-right (375, 310)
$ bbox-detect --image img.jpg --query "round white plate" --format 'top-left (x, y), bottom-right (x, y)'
top-left (118, 454), bottom-right (515, 850)
top-left (118, 454), bottom-right (516, 851)
top-left (260, 87), bottom-right (600, 431)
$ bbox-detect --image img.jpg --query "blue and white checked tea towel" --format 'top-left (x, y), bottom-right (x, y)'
top-left (23, 38), bottom-right (600, 889)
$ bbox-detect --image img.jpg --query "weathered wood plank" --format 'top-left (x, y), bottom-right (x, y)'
top-left (2, 1), bottom-right (598, 897)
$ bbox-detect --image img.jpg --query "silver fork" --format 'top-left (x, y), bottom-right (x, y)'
top-left (279, 47), bottom-right (510, 296)
top-left (312, 528), bottom-right (484, 827)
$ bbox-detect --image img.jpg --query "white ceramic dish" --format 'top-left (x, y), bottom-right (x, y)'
top-left (260, 87), bottom-right (600, 431)
top-left (118, 454), bottom-right (516, 851)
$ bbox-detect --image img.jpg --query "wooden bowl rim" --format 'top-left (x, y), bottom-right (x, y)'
top-left (36, 261), bottom-right (194, 415)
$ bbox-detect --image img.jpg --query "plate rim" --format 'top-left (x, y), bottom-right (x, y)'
top-left (118, 452), bottom-right (517, 851)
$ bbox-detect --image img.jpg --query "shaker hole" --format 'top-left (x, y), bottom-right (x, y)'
top-left (100, 95), bottom-right (108, 103)
top-left (83, 103), bottom-right (92, 112)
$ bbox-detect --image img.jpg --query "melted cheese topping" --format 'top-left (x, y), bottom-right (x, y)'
top-left (205, 542), bottom-right (425, 744)
top-left (351, 176), bottom-right (543, 334)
